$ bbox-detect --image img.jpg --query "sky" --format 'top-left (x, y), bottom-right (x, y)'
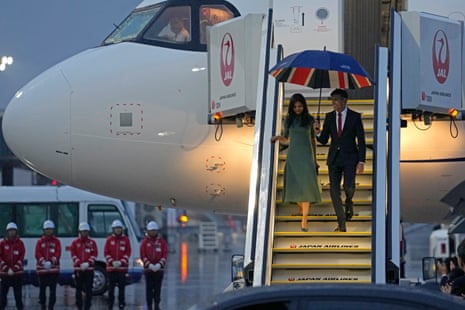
top-left (0, 0), bottom-right (140, 111)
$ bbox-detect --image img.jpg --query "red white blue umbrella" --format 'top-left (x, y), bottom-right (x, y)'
top-left (269, 48), bottom-right (374, 118)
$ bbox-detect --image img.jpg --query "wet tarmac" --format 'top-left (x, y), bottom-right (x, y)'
top-left (1, 223), bottom-right (437, 309)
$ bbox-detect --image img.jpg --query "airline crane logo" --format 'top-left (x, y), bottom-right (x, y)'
top-left (220, 32), bottom-right (234, 87)
top-left (432, 30), bottom-right (449, 84)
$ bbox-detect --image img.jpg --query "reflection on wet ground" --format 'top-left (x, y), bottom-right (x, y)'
top-left (4, 230), bottom-right (245, 309)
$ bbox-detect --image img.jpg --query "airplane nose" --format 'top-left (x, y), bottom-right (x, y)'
top-left (2, 66), bottom-right (72, 183)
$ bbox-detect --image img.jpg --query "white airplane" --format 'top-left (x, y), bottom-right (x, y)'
top-left (2, 0), bottom-right (465, 224)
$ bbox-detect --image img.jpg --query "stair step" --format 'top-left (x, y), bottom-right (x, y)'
top-left (271, 268), bottom-right (371, 283)
top-left (273, 247), bottom-right (371, 253)
top-left (272, 264), bottom-right (371, 269)
top-left (275, 222), bottom-right (371, 232)
top-left (274, 231), bottom-right (372, 237)
top-left (273, 236), bottom-right (371, 248)
top-left (275, 184), bottom-right (373, 191)
top-left (276, 199), bottom-right (372, 206)
top-left (275, 215), bottom-right (372, 221)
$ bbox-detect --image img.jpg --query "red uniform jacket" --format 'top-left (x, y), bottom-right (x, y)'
top-left (0, 237), bottom-right (25, 276)
top-left (35, 235), bottom-right (61, 274)
top-left (140, 234), bottom-right (168, 273)
top-left (104, 234), bottom-right (131, 272)
top-left (70, 236), bottom-right (98, 271)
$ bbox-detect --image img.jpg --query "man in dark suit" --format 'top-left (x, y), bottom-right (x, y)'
top-left (314, 88), bottom-right (366, 232)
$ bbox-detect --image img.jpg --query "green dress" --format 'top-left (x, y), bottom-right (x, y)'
top-left (283, 116), bottom-right (321, 204)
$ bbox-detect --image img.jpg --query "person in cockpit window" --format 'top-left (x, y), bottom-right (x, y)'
top-left (158, 15), bottom-right (190, 43)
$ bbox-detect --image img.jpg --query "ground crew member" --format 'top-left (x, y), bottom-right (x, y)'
top-left (35, 220), bottom-right (61, 310)
top-left (140, 221), bottom-right (168, 310)
top-left (70, 222), bottom-right (98, 310)
top-left (104, 219), bottom-right (131, 309)
top-left (0, 222), bottom-right (25, 310)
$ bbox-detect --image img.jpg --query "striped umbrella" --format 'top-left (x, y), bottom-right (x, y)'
top-left (269, 48), bottom-right (374, 119)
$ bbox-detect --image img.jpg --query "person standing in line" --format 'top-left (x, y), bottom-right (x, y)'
top-left (0, 222), bottom-right (25, 310)
top-left (104, 219), bottom-right (131, 310)
top-left (271, 93), bottom-right (321, 232)
top-left (140, 221), bottom-right (168, 310)
top-left (70, 222), bottom-right (98, 310)
top-left (314, 88), bottom-right (366, 232)
top-left (35, 220), bottom-right (61, 310)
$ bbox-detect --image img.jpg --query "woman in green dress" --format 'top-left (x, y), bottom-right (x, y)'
top-left (271, 93), bottom-right (321, 231)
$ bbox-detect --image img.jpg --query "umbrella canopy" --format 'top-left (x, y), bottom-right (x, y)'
top-left (269, 49), bottom-right (374, 89)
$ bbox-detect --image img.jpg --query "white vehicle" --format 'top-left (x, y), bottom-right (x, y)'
top-left (0, 185), bottom-right (144, 295)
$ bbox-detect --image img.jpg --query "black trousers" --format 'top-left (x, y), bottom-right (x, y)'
top-left (38, 273), bottom-right (58, 309)
top-left (328, 153), bottom-right (357, 228)
top-left (145, 271), bottom-right (164, 310)
top-left (0, 275), bottom-right (23, 310)
top-left (108, 272), bottom-right (126, 308)
top-left (74, 270), bottom-right (94, 310)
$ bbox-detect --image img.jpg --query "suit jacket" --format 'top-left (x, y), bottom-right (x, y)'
top-left (317, 108), bottom-right (366, 166)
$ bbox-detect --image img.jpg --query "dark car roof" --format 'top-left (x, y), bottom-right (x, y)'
top-left (188, 284), bottom-right (465, 310)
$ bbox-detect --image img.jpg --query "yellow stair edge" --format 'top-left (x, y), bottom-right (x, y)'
top-left (275, 215), bottom-right (372, 221)
top-left (276, 184), bottom-right (373, 190)
top-left (276, 199), bottom-right (372, 206)
top-left (279, 154), bottom-right (374, 160)
top-left (277, 169), bottom-right (374, 175)
top-left (274, 232), bottom-right (372, 237)
top-left (271, 264), bottom-right (371, 269)
top-left (271, 280), bottom-right (372, 284)
top-left (272, 248), bottom-right (371, 253)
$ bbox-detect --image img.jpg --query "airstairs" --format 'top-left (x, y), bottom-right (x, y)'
top-left (268, 98), bottom-right (374, 284)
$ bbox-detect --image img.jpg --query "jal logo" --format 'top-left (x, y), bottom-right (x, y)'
top-left (432, 30), bottom-right (450, 84)
top-left (220, 33), bottom-right (234, 87)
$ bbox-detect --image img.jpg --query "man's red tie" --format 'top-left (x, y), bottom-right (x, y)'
top-left (337, 112), bottom-right (342, 137)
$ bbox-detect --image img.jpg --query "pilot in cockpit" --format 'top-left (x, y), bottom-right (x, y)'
top-left (158, 15), bottom-right (190, 43)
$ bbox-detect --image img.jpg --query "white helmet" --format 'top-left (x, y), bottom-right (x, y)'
top-left (146, 221), bottom-right (159, 231)
top-left (111, 219), bottom-right (124, 229)
top-left (78, 222), bottom-right (90, 231)
top-left (6, 222), bottom-right (17, 231)
top-left (43, 220), bottom-right (55, 229)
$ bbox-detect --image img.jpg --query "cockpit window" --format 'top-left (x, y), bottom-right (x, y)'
top-left (103, 5), bottom-right (161, 45)
top-left (143, 6), bottom-right (191, 44)
top-left (199, 5), bottom-right (234, 44)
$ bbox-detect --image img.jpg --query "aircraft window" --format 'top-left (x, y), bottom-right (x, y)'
top-left (199, 5), bottom-right (234, 44)
top-left (143, 6), bottom-right (191, 44)
top-left (104, 6), bottom-right (161, 45)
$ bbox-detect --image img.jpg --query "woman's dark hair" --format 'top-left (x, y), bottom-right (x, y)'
top-left (285, 93), bottom-right (314, 129)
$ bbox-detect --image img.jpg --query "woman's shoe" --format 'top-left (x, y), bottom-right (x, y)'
top-left (301, 227), bottom-right (308, 232)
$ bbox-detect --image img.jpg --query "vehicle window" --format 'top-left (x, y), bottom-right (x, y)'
top-left (0, 203), bottom-right (79, 237)
top-left (143, 6), bottom-right (191, 43)
top-left (88, 204), bottom-right (123, 238)
top-left (199, 5), bottom-right (234, 44)
top-left (17, 204), bottom-right (48, 237)
top-left (103, 5), bottom-right (162, 45)
top-left (56, 203), bottom-right (79, 237)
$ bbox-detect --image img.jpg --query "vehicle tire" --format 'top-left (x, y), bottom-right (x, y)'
top-left (92, 264), bottom-right (108, 296)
